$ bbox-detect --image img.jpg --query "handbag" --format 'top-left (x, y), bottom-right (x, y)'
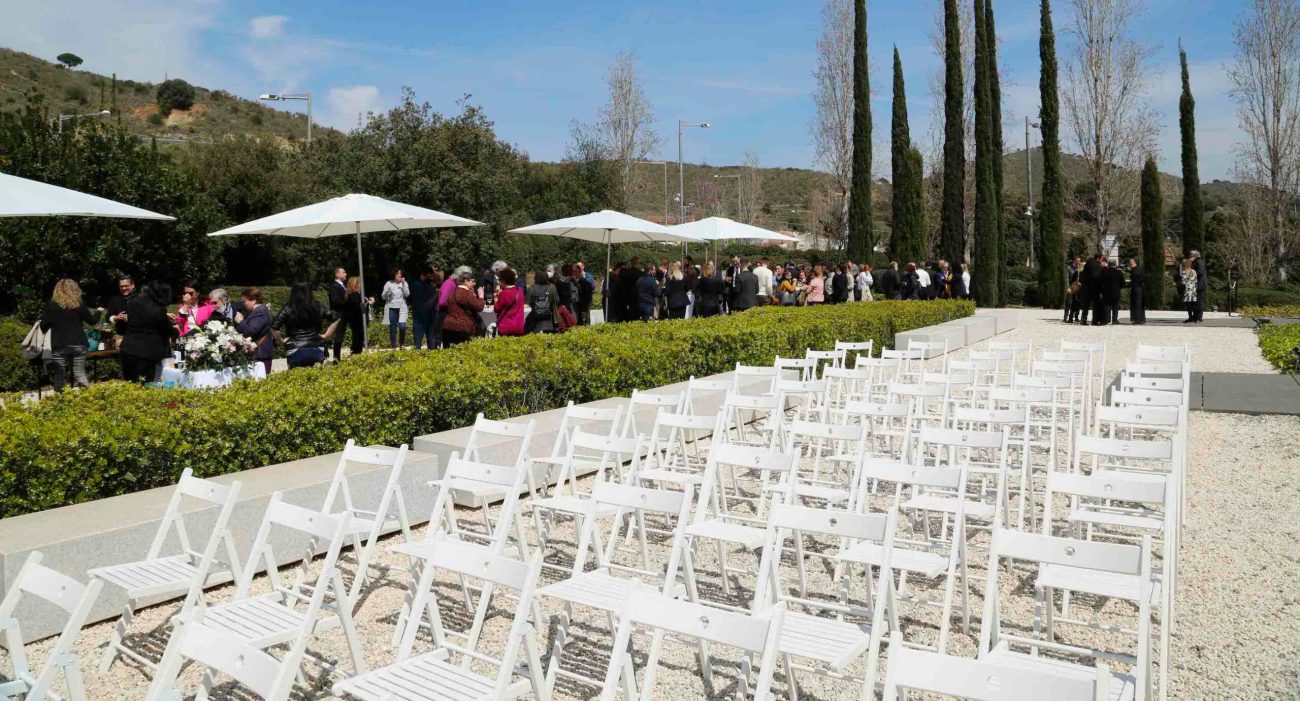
top-left (21, 321), bottom-right (51, 361)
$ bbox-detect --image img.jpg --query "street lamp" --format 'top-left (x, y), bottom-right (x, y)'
top-left (636, 160), bottom-right (670, 225)
top-left (57, 109), bottom-right (110, 134)
top-left (677, 120), bottom-right (710, 225)
top-left (259, 92), bottom-right (313, 143)
top-left (1025, 117), bottom-right (1040, 267)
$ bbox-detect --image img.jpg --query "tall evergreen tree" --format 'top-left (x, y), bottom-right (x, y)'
top-left (940, 0), bottom-right (966, 264)
top-left (985, 0), bottom-right (1006, 305)
top-left (972, 0), bottom-right (998, 306)
top-left (847, 0), bottom-right (874, 261)
top-left (1179, 46), bottom-right (1205, 257)
top-left (890, 46), bottom-right (915, 262)
top-left (1140, 156), bottom-right (1167, 310)
top-left (903, 147), bottom-right (927, 263)
top-left (1036, 0), bottom-right (1066, 309)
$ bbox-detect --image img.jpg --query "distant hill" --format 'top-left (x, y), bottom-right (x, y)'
top-left (0, 47), bottom-right (322, 145)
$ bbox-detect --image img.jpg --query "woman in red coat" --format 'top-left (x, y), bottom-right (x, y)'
top-left (493, 268), bottom-right (526, 337)
top-left (440, 268), bottom-right (486, 346)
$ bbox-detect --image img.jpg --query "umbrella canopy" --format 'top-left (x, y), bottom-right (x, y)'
top-left (207, 193), bottom-right (482, 238)
top-left (508, 209), bottom-right (701, 244)
top-left (668, 216), bottom-right (798, 242)
top-left (0, 171), bottom-right (175, 220)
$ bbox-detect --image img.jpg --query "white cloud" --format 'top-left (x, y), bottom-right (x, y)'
top-left (248, 15), bottom-right (288, 39)
top-left (325, 85), bottom-right (383, 131)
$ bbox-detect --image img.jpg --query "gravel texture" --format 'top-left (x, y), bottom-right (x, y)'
top-left (4, 307), bottom-right (1296, 700)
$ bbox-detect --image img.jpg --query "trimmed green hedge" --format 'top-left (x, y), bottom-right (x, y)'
top-left (1243, 305), bottom-right (1300, 319)
top-left (1258, 322), bottom-right (1300, 373)
top-left (0, 301), bottom-right (972, 517)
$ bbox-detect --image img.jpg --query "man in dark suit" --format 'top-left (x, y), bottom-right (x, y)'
top-left (1128, 258), bottom-right (1146, 324)
top-left (1082, 255), bottom-right (1102, 324)
top-left (881, 262), bottom-right (901, 300)
top-left (1191, 250), bottom-right (1208, 322)
top-left (327, 267), bottom-right (349, 359)
top-left (619, 257), bottom-right (643, 323)
top-left (1102, 258), bottom-right (1124, 324)
top-left (409, 267), bottom-right (437, 349)
top-left (731, 263), bottom-right (759, 312)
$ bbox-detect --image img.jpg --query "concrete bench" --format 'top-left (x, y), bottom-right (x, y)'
top-left (950, 315), bottom-right (997, 344)
top-left (897, 322), bottom-right (968, 358)
top-left (0, 447), bottom-right (439, 644)
top-left (976, 309), bottom-right (1018, 334)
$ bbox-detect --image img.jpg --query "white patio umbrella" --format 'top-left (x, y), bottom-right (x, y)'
top-left (208, 193), bottom-right (484, 346)
top-left (669, 216), bottom-right (798, 263)
top-left (0, 171), bottom-right (175, 220)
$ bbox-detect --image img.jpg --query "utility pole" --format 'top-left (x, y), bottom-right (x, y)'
top-left (1025, 117), bottom-right (1039, 267)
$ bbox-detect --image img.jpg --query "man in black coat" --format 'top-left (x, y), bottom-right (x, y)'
top-left (732, 264), bottom-right (759, 312)
top-left (1191, 250), bottom-right (1209, 322)
top-left (880, 262), bottom-right (901, 300)
top-left (619, 257), bottom-right (643, 323)
top-left (1128, 258), bottom-right (1146, 324)
top-left (1082, 255), bottom-right (1103, 324)
top-left (1102, 258), bottom-right (1124, 324)
top-left (327, 267), bottom-right (349, 359)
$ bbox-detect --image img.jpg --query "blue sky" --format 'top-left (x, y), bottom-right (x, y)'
top-left (3, 0), bottom-right (1249, 180)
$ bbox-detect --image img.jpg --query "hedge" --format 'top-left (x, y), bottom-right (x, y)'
top-left (1242, 305), bottom-right (1300, 319)
top-left (1258, 322), bottom-right (1300, 373)
top-left (0, 300), bottom-right (973, 517)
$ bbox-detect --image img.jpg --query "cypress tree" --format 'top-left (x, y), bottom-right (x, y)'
top-left (903, 147), bottom-right (927, 263)
top-left (1179, 46), bottom-right (1205, 257)
top-left (1140, 156), bottom-right (1166, 310)
top-left (890, 46), bottom-right (913, 262)
top-left (985, 0), bottom-right (1006, 305)
top-left (1036, 0), bottom-right (1066, 309)
top-left (940, 0), bottom-right (966, 264)
top-left (972, 0), bottom-right (998, 306)
top-left (847, 0), bottom-right (874, 262)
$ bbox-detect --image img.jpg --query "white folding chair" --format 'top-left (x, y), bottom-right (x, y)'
top-left (90, 470), bottom-right (243, 674)
top-left (881, 348), bottom-right (925, 384)
top-left (197, 493), bottom-right (365, 678)
top-left (842, 400), bottom-right (912, 462)
top-left (855, 356), bottom-right (902, 401)
top-left (0, 552), bottom-right (102, 701)
top-left (823, 365), bottom-right (875, 420)
top-left (922, 371), bottom-right (976, 413)
top-left (684, 375), bottom-right (732, 415)
top-left (718, 391), bottom-right (783, 450)
top-left (337, 540), bottom-right (549, 701)
top-left (805, 347), bottom-right (846, 377)
top-left (951, 407), bottom-right (1034, 529)
top-left (836, 339), bottom-right (875, 366)
top-left (902, 427), bottom-right (1009, 534)
top-left (463, 413), bottom-right (534, 467)
top-left (539, 482), bottom-right (698, 696)
top-left (1061, 340), bottom-right (1107, 424)
top-left (600, 593), bottom-right (786, 701)
top-left (988, 340), bottom-right (1033, 379)
top-left (752, 500), bottom-right (899, 699)
top-left (320, 441), bottom-right (413, 604)
top-left (1136, 344), bottom-right (1189, 364)
top-left (732, 363), bottom-right (780, 397)
top-left (774, 378), bottom-right (830, 423)
top-left (888, 382), bottom-right (949, 436)
top-left (979, 522), bottom-right (1150, 701)
top-left (906, 339), bottom-right (950, 365)
top-left (779, 419), bottom-right (869, 510)
top-left (145, 615), bottom-right (301, 701)
top-left (531, 401), bottom-right (623, 497)
top-left (881, 631), bottom-right (1110, 701)
top-left (635, 409), bottom-right (720, 488)
top-left (619, 389), bottom-right (684, 439)
top-left (775, 355), bottom-right (818, 382)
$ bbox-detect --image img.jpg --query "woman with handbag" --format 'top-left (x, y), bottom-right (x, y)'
top-left (272, 281), bottom-right (337, 368)
top-left (39, 278), bottom-right (101, 391)
top-left (441, 268), bottom-right (485, 346)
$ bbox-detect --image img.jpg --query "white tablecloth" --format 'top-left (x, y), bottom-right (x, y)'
top-left (159, 363), bottom-right (267, 389)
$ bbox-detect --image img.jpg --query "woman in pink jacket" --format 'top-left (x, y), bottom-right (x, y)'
top-left (493, 268), bottom-right (526, 336)
top-left (175, 279), bottom-right (214, 336)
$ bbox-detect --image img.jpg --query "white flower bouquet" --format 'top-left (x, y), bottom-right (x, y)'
top-left (179, 320), bottom-right (258, 372)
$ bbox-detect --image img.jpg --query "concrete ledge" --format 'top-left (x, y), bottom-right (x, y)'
top-left (976, 309), bottom-right (1018, 334)
top-left (0, 447), bottom-right (439, 644)
top-left (898, 323), bottom-right (967, 357)
top-left (950, 315), bottom-right (997, 344)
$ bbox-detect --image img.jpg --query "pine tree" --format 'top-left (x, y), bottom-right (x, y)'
top-left (1036, 0), bottom-right (1066, 309)
top-left (940, 0), bottom-right (966, 264)
top-left (1140, 156), bottom-right (1166, 310)
top-left (985, 0), bottom-right (1006, 305)
top-left (1179, 46), bottom-right (1205, 257)
top-left (904, 147), bottom-right (927, 263)
top-left (847, 0), bottom-right (874, 262)
top-left (890, 46), bottom-right (913, 262)
top-left (972, 0), bottom-right (998, 306)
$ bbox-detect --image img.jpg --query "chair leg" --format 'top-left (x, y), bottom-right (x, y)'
top-left (98, 600), bottom-right (134, 673)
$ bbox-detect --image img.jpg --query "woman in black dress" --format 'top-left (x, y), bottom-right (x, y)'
top-left (694, 262), bottom-right (724, 317)
top-left (119, 281), bottom-right (177, 383)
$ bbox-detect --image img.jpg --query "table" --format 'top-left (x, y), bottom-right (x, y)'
top-left (159, 363), bottom-right (267, 389)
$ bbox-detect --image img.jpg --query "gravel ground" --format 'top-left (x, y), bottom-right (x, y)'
top-left (5, 308), bottom-right (1296, 700)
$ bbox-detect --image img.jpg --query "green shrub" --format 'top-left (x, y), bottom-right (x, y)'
top-left (62, 84), bottom-right (88, 106)
top-left (1258, 322), bottom-right (1300, 373)
top-left (0, 301), bottom-right (972, 516)
top-left (1241, 304), bottom-right (1300, 319)
top-left (156, 78), bottom-right (196, 116)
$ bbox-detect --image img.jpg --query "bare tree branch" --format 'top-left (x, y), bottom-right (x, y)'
top-left (812, 0), bottom-right (855, 231)
top-left (599, 52), bottom-right (662, 210)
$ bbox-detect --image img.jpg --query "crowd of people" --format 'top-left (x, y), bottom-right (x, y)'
top-left (1064, 249), bottom-right (1208, 325)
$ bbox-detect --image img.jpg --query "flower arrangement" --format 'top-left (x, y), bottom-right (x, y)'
top-left (179, 320), bottom-right (258, 372)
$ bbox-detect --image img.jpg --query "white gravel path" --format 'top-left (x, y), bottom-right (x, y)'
top-left (4, 307), bottom-right (1296, 700)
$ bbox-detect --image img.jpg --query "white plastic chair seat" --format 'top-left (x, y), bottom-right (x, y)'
top-left (763, 481), bottom-right (851, 503)
top-left (196, 595), bottom-right (312, 647)
top-left (335, 649), bottom-right (525, 701)
top-left (684, 519), bottom-right (767, 550)
top-left (984, 644), bottom-right (1137, 701)
top-left (778, 610), bottom-right (874, 671)
top-left (532, 495), bottom-right (618, 519)
top-left (902, 494), bottom-right (996, 521)
top-left (88, 555), bottom-right (201, 599)
top-left (634, 468), bottom-right (703, 486)
top-left (443, 477), bottom-right (510, 500)
top-left (537, 570), bottom-right (664, 612)
top-left (1067, 508), bottom-right (1164, 532)
top-left (836, 542), bottom-right (947, 579)
top-left (1037, 564), bottom-right (1162, 605)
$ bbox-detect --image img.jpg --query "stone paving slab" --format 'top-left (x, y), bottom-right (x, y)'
top-left (1193, 372), bottom-right (1300, 415)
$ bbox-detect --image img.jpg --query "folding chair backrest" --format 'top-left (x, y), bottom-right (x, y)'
top-left (548, 402), bottom-right (624, 463)
top-left (1125, 360), bottom-right (1185, 376)
top-left (148, 468), bottom-right (243, 569)
top-left (1119, 374), bottom-right (1185, 393)
top-left (805, 347), bottom-right (846, 375)
top-left (836, 339), bottom-right (875, 362)
top-left (720, 391), bottom-right (783, 449)
top-left (601, 594), bottom-right (785, 701)
top-left (1045, 470), bottom-right (1168, 517)
top-left (774, 355), bottom-right (817, 381)
top-left (463, 413), bottom-right (533, 467)
top-left (882, 631), bottom-right (1108, 701)
top-left (733, 363), bottom-right (779, 396)
top-left (0, 552), bottom-right (103, 701)
top-left (684, 376), bottom-right (732, 415)
top-left (1137, 344), bottom-right (1189, 363)
top-left (1072, 435), bottom-right (1175, 479)
top-left (1110, 387), bottom-right (1183, 408)
top-left (644, 409), bottom-right (719, 476)
top-left (557, 429), bottom-right (645, 492)
top-left (907, 339), bottom-right (949, 356)
top-left (621, 389), bottom-right (685, 438)
top-left (693, 446), bottom-right (798, 527)
top-left (579, 482), bottom-right (695, 586)
top-left (322, 440), bottom-right (408, 527)
top-left (236, 494), bottom-right (353, 600)
top-left (146, 618), bottom-right (300, 701)
top-left (1094, 405), bottom-right (1181, 435)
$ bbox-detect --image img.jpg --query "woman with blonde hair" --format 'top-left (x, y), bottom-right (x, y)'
top-left (39, 278), bottom-right (101, 391)
top-left (664, 261), bottom-right (689, 319)
top-left (343, 275), bottom-right (370, 355)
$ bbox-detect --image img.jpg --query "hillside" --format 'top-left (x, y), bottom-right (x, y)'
top-left (0, 48), bottom-right (321, 145)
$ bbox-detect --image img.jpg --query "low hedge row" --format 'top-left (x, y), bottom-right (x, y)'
top-left (1258, 322), bottom-right (1300, 373)
top-left (0, 300), bottom-right (974, 517)
top-left (1242, 305), bottom-right (1300, 319)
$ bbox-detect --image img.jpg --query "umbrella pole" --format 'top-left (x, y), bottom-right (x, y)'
top-left (355, 223), bottom-right (367, 351)
top-left (604, 229), bottom-right (612, 324)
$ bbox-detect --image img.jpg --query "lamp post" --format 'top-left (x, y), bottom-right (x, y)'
top-left (259, 92), bottom-right (313, 143)
top-left (677, 120), bottom-right (710, 225)
top-left (1025, 117), bottom-right (1040, 267)
top-left (636, 160), bottom-right (669, 225)
top-left (57, 109), bottom-right (110, 133)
